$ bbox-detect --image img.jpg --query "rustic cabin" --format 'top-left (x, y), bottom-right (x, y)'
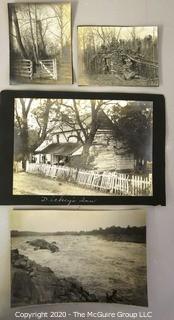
top-left (33, 110), bottom-right (135, 172)
top-left (89, 48), bottom-right (158, 81)
top-left (88, 110), bottom-right (135, 172)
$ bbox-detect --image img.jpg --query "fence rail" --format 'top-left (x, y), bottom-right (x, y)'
top-left (12, 59), bottom-right (33, 79)
top-left (26, 163), bottom-right (152, 196)
top-left (39, 59), bottom-right (57, 80)
top-left (12, 58), bottom-right (57, 80)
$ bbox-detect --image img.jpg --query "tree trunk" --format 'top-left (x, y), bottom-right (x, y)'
top-left (52, 4), bottom-right (64, 58)
top-left (28, 4), bottom-right (39, 64)
top-left (19, 99), bottom-right (32, 171)
top-left (57, 5), bottom-right (64, 58)
top-left (22, 159), bottom-right (27, 171)
top-left (10, 5), bottom-right (28, 59)
top-left (21, 120), bottom-right (29, 171)
top-left (82, 127), bottom-right (98, 167)
top-left (81, 101), bottom-right (101, 168)
top-left (37, 21), bottom-right (46, 57)
top-left (34, 5), bottom-right (39, 60)
top-left (81, 143), bottom-right (91, 168)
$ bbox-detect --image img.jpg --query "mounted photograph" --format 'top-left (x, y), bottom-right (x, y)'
top-left (10, 209), bottom-right (147, 307)
top-left (78, 26), bottom-right (158, 86)
top-left (0, 90), bottom-right (165, 205)
top-left (13, 97), bottom-right (153, 197)
top-left (8, 2), bottom-right (72, 84)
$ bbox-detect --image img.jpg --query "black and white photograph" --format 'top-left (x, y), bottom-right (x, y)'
top-left (8, 3), bottom-right (72, 84)
top-left (78, 26), bottom-right (158, 86)
top-left (13, 97), bottom-right (153, 197)
top-left (11, 209), bottom-right (147, 307)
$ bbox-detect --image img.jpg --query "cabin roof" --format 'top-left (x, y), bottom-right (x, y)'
top-left (35, 142), bottom-right (82, 156)
top-left (97, 109), bottom-right (114, 129)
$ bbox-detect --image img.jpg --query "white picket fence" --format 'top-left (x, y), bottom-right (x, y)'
top-left (26, 163), bottom-right (152, 196)
top-left (12, 59), bottom-right (33, 79)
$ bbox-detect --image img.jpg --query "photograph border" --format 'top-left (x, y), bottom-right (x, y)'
top-left (8, 2), bottom-right (73, 85)
top-left (0, 90), bottom-right (165, 206)
top-left (10, 208), bottom-right (147, 307)
top-left (77, 25), bottom-right (159, 87)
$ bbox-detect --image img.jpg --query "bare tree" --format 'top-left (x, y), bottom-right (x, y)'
top-left (50, 3), bottom-right (71, 57)
top-left (28, 4), bottom-right (39, 63)
top-left (15, 98), bottom-right (58, 169)
top-left (54, 99), bottom-right (113, 167)
top-left (9, 5), bottom-right (28, 59)
top-left (15, 98), bottom-right (32, 169)
top-left (9, 3), bottom-right (71, 61)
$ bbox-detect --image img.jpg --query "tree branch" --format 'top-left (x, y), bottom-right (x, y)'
top-left (26, 99), bottom-right (33, 115)
top-left (15, 107), bottom-right (22, 130)
top-left (72, 100), bottom-right (88, 140)
top-left (47, 30), bottom-right (61, 39)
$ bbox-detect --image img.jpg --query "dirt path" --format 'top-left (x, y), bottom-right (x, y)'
top-left (13, 172), bottom-right (107, 196)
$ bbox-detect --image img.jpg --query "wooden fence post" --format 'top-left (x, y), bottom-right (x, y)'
top-left (26, 163), bottom-right (153, 196)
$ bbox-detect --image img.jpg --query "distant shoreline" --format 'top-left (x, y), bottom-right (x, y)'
top-left (11, 226), bottom-right (146, 244)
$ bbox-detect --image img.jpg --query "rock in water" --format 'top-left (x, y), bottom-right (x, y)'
top-left (27, 238), bottom-right (59, 253)
top-left (11, 249), bottom-right (97, 307)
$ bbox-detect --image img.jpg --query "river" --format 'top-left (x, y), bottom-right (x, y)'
top-left (12, 235), bottom-right (147, 306)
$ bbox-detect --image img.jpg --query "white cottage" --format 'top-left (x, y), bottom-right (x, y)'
top-left (34, 124), bottom-right (84, 166)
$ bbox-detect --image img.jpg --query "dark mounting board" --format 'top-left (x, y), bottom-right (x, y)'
top-left (0, 90), bottom-right (165, 206)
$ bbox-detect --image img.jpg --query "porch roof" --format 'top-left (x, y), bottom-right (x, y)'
top-left (35, 142), bottom-right (82, 156)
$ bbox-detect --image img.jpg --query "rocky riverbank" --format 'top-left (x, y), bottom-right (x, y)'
top-left (11, 249), bottom-right (97, 307)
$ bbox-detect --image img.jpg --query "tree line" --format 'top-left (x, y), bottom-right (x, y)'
top-left (11, 225), bottom-right (146, 243)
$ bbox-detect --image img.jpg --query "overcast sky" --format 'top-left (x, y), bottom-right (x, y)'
top-left (78, 26), bottom-right (158, 49)
top-left (11, 209), bottom-right (146, 232)
top-left (11, 3), bottom-right (71, 49)
top-left (14, 98), bottom-right (152, 130)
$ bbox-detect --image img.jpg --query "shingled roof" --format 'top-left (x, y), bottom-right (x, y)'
top-left (97, 109), bottom-right (114, 130)
top-left (35, 143), bottom-right (82, 156)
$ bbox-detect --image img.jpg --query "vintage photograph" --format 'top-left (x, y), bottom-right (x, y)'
top-left (13, 97), bottom-right (153, 197)
top-left (11, 209), bottom-right (147, 307)
top-left (78, 26), bottom-right (158, 86)
top-left (8, 3), bottom-right (72, 84)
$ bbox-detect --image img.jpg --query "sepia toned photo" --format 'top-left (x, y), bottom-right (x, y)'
top-left (8, 3), bottom-right (72, 84)
top-left (11, 209), bottom-right (147, 307)
top-left (78, 26), bottom-right (158, 87)
top-left (13, 97), bottom-right (153, 197)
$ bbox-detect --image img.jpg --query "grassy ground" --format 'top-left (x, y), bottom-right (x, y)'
top-left (13, 172), bottom-right (106, 196)
top-left (10, 76), bottom-right (72, 85)
top-left (78, 73), bottom-right (158, 87)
